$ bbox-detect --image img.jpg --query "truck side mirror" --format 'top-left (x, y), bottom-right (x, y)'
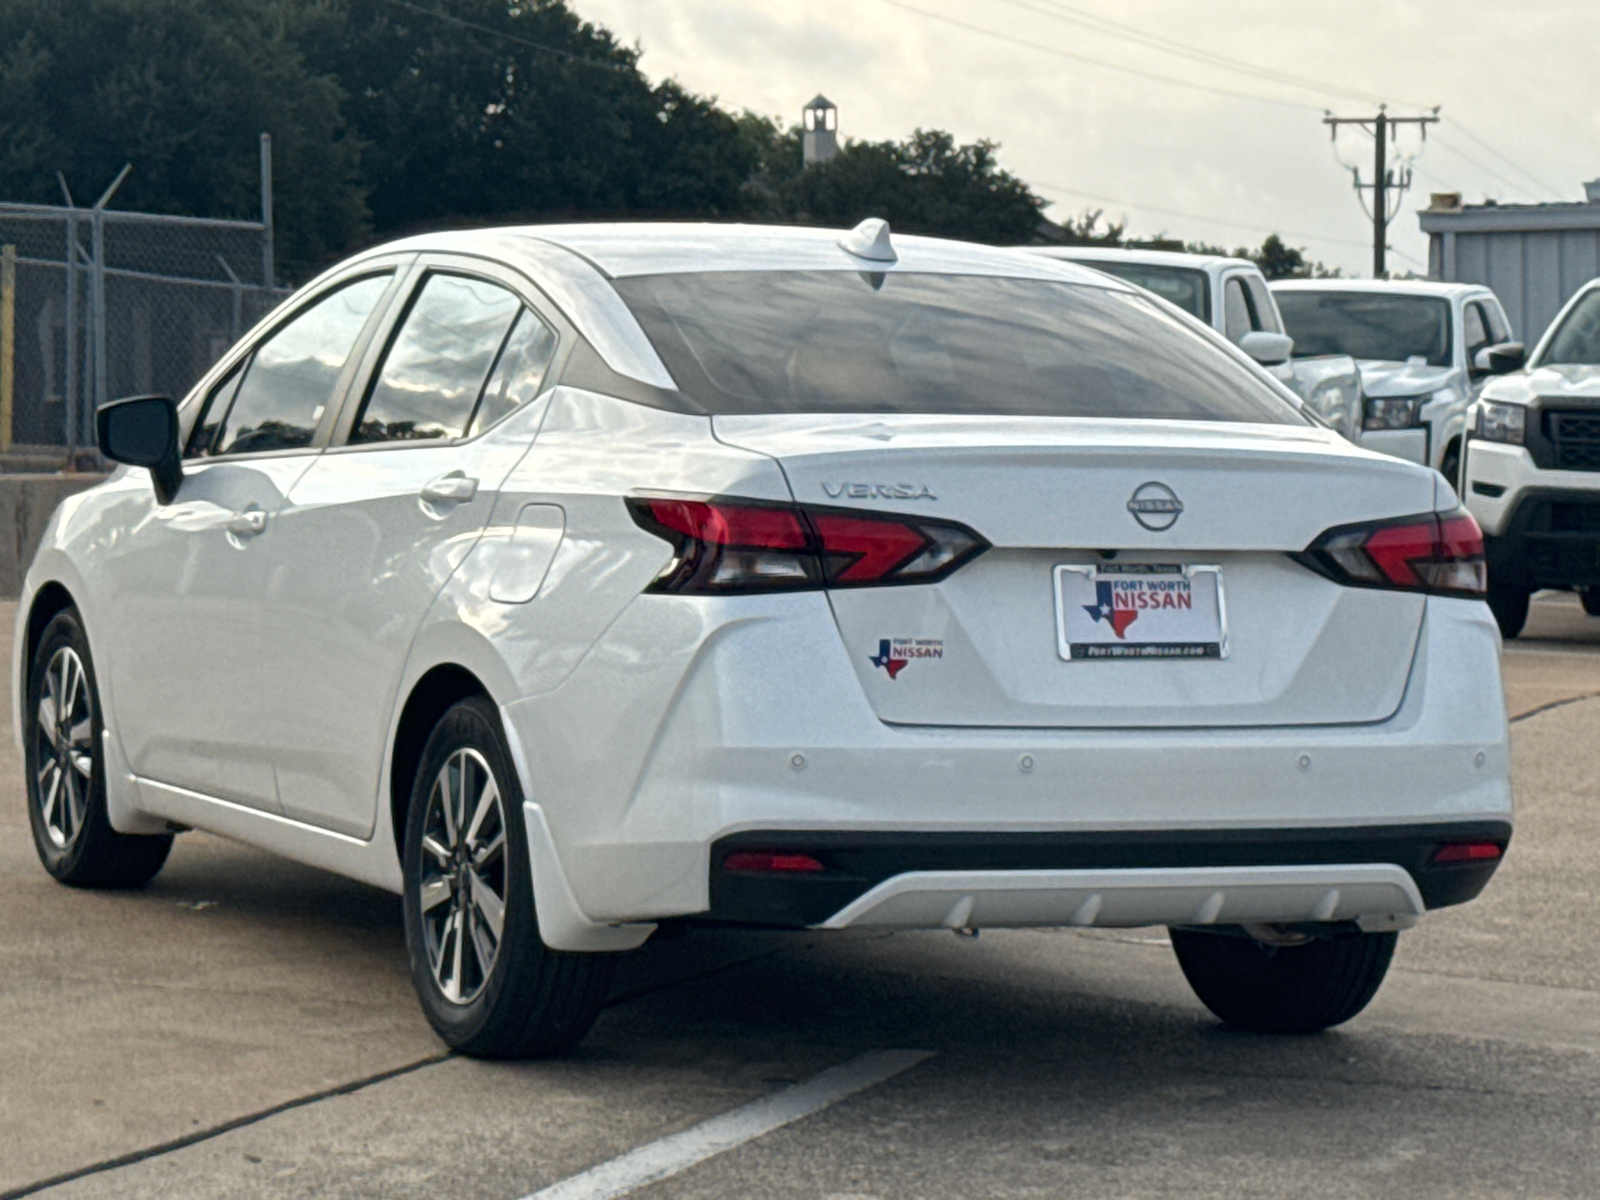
top-left (97, 395), bottom-right (183, 505)
top-left (1473, 343), bottom-right (1526, 376)
top-left (1238, 330), bottom-right (1295, 367)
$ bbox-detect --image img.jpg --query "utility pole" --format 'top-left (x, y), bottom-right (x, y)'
top-left (1324, 106), bottom-right (1439, 277)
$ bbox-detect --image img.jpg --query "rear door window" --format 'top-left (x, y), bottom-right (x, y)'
top-left (616, 270), bottom-right (1307, 425)
top-left (200, 274), bottom-right (392, 457)
top-left (351, 273), bottom-right (523, 444)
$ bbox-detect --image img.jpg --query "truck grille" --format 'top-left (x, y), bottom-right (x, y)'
top-left (1548, 412), bottom-right (1600, 471)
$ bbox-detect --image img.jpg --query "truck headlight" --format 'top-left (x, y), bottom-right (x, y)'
top-left (1476, 401), bottom-right (1526, 444)
top-left (1363, 395), bottom-right (1429, 430)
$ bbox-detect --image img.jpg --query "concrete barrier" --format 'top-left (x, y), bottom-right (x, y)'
top-left (0, 473), bottom-right (108, 597)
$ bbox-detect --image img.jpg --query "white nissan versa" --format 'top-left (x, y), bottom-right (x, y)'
top-left (16, 221), bottom-right (1510, 1059)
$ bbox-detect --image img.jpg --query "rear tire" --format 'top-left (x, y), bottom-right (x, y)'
top-left (25, 608), bottom-right (173, 888)
top-left (1581, 588), bottom-right (1600, 617)
top-left (401, 695), bottom-right (613, 1059)
top-left (1486, 581), bottom-right (1530, 639)
top-left (1170, 926), bottom-right (1397, 1034)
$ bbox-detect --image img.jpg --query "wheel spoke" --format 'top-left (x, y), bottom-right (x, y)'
top-left (419, 876), bottom-right (453, 913)
top-left (421, 835), bottom-right (451, 866)
top-left (468, 908), bottom-right (497, 981)
top-left (471, 829), bottom-right (504, 871)
top-left (37, 695), bottom-right (57, 742)
top-left (39, 764), bottom-right (61, 829)
top-left (69, 750), bottom-right (93, 778)
top-left (449, 908), bottom-right (465, 1001)
top-left (465, 774), bottom-right (499, 848)
top-left (439, 762), bottom-right (459, 847)
top-left (470, 870), bottom-right (505, 941)
top-left (60, 768), bottom-right (79, 841)
top-left (68, 718), bottom-right (93, 749)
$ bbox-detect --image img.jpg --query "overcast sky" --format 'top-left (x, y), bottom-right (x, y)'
top-left (576, 0), bottom-right (1596, 282)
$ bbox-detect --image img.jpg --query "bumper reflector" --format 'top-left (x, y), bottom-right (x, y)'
top-left (724, 851), bottom-right (827, 874)
top-left (1432, 842), bottom-right (1503, 865)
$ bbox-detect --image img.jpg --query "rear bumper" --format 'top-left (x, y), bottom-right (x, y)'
top-left (705, 821), bottom-right (1508, 930)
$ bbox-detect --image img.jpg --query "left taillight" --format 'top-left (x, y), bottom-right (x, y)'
top-left (1294, 507), bottom-right (1486, 598)
top-left (627, 495), bottom-right (989, 595)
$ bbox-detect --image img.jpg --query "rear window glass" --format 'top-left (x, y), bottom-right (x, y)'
top-left (1077, 261), bottom-right (1211, 323)
top-left (1275, 291), bottom-right (1452, 367)
top-left (615, 271), bottom-right (1305, 425)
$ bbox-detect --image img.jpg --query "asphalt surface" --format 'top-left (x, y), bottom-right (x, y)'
top-left (4, 595), bottom-right (1600, 1199)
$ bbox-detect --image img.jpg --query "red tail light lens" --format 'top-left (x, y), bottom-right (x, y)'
top-left (1295, 507), bottom-right (1486, 598)
top-left (1432, 842), bottom-right (1504, 865)
top-left (723, 851), bottom-right (826, 873)
top-left (628, 495), bottom-right (988, 594)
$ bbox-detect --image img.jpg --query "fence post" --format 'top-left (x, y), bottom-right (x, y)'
top-left (88, 164), bottom-right (130, 423)
top-left (1, 244), bottom-right (14, 454)
top-left (259, 132), bottom-right (274, 288)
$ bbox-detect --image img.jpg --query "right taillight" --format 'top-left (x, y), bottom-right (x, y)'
top-left (1294, 507), bottom-right (1486, 598)
top-left (628, 495), bottom-right (989, 595)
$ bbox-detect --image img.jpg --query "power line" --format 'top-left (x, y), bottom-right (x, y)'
top-left (1430, 136), bottom-right (1539, 200)
top-left (987, 0), bottom-right (1435, 112)
top-left (375, 0), bottom-right (641, 75)
top-left (875, 0), bottom-right (1323, 112)
top-left (1033, 181), bottom-right (1376, 250)
top-left (1445, 120), bottom-right (1563, 197)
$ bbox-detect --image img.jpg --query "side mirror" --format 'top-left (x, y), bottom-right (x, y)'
top-left (1238, 330), bottom-right (1295, 366)
top-left (97, 395), bottom-right (182, 505)
top-left (1476, 342), bottom-right (1527, 376)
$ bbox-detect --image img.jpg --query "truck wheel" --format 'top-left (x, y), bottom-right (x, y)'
top-left (1439, 442), bottom-right (1461, 492)
top-left (1486, 582), bottom-right (1530, 639)
top-left (1581, 588), bottom-right (1600, 617)
top-left (1170, 927), bottom-right (1396, 1034)
top-left (26, 608), bottom-right (173, 888)
top-left (401, 695), bottom-right (613, 1059)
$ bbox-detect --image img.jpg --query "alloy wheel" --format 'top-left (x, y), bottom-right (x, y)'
top-left (418, 747), bottom-right (509, 1005)
top-left (35, 646), bottom-right (94, 850)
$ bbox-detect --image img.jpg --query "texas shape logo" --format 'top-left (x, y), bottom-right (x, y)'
top-left (869, 637), bottom-right (944, 679)
top-left (1083, 580), bottom-right (1139, 639)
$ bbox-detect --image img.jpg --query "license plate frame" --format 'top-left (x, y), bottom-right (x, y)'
top-left (1053, 563), bottom-right (1228, 662)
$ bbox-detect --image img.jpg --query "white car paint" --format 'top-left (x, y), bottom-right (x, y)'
top-left (16, 223), bottom-right (1510, 958)
top-left (1272, 278), bottom-right (1516, 478)
top-left (1031, 247), bottom-right (1364, 439)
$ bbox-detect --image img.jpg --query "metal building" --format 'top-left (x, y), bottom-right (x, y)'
top-left (1420, 182), bottom-right (1600, 346)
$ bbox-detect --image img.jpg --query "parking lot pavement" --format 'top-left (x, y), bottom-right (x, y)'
top-left (6, 594), bottom-right (1600, 1199)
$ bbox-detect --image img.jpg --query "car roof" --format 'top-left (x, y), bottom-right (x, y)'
top-left (370, 222), bottom-right (1121, 286)
top-left (1270, 278), bottom-right (1492, 300)
top-left (1029, 246), bottom-right (1252, 273)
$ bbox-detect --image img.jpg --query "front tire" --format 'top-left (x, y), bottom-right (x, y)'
top-left (25, 608), bottom-right (173, 888)
top-left (1170, 926), bottom-right (1397, 1034)
top-left (401, 696), bottom-right (613, 1059)
top-left (1580, 588), bottom-right (1600, 617)
top-left (1486, 581), bottom-right (1530, 639)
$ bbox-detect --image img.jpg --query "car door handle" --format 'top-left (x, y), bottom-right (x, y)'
top-left (226, 509), bottom-right (268, 537)
top-left (420, 474), bottom-right (479, 505)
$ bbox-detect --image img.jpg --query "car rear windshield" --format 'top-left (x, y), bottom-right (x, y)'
top-left (1540, 289), bottom-right (1600, 365)
top-left (1275, 292), bottom-right (1452, 367)
top-left (1073, 261), bottom-right (1211, 322)
top-left (614, 271), bottom-right (1306, 424)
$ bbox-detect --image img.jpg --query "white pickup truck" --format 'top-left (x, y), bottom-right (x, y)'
top-left (1031, 247), bottom-right (1363, 437)
top-left (1271, 279), bottom-right (1525, 485)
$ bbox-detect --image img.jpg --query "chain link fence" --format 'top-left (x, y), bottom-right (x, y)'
top-left (0, 194), bottom-right (289, 462)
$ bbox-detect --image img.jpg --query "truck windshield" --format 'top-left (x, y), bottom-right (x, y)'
top-left (1540, 289), bottom-right (1600, 365)
top-left (615, 270), bottom-right (1305, 424)
top-left (1072, 262), bottom-right (1211, 322)
top-left (1275, 292), bottom-right (1452, 367)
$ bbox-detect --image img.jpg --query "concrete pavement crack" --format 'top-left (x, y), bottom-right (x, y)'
top-left (0, 1052), bottom-right (453, 1200)
top-left (1509, 689), bottom-right (1600, 723)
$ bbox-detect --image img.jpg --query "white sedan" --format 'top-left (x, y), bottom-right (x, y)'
top-left (17, 221), bottom-right (1510, 1058)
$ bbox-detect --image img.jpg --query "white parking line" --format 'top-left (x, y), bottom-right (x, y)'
top-left (520, 1049), bottom-right (935, 1200)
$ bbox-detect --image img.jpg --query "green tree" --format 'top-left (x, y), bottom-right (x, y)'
top-left (0, 0), bottom-right (368, 278)
top-left (765, 127), bottom-right (1045, 243)
top-left (303, 0), bottom-right (757, 233)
